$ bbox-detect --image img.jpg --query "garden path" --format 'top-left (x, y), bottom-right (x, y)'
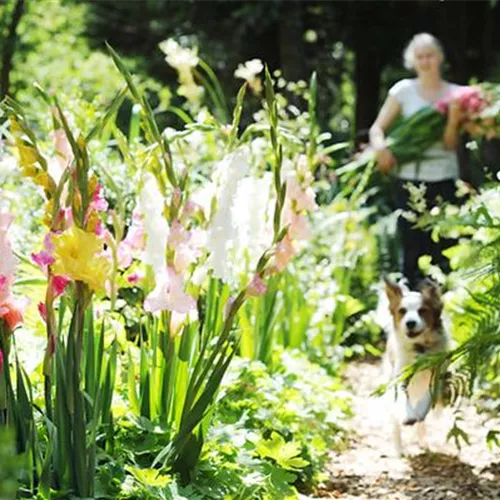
top-left (302, 361), bottom-right (500, 500)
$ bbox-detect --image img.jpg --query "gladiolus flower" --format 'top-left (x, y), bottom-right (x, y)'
top-left (0, 213), bottom-right (16, 302)
top-left (167, 220), bottom-right (189, 250)
top-left (90, 184), bottom-right (109, 212)
top-left (246, 274), bottom-right (267, 297)
top-left (286, 177), bottom-right (317, 212)
top-left (51, 275), bottom-right (71, 298)
top-left (273, 234), bottom-right (296, 272)
top-left (144, 266), bottom-right (196, 314)
top-left (51, 226), bottom-right (111, 292)
top-left (38, 302), bottom-right (47, 323)
top-left (32, 250), bottom-right (55, 271)
top-left (127, 272), bottom-right (144, 285)
top-left (0, 299), bottom-right (24, 332)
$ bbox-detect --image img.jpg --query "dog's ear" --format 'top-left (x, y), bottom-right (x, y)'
top-left (384, 277), bottom-right (402, 306)
top-left (420, 279), bottom-right (443, 310)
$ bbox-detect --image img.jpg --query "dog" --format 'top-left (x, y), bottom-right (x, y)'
top-left (381, 277), bottom-right (451, 456)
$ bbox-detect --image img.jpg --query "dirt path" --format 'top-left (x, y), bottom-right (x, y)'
top-left (303, 361), bottom-right (500, 500)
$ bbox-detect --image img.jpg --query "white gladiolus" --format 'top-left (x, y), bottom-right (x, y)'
top-left (234, 59), bottom-right (264, 81)
top-left (138, 173), bottom-right (169, 272)
top-left (191, 181), bottom-right (216, 220)
top-left (232, 173), bottom-right (274, 272)
top-left (159, 39), bottom-right (199, 73)
top-left (206, 149), bottom-right (250, 282)
top-left (234, 59), bottom-right (264, 94)
top-left (159, 38), bottom-right (203, 104)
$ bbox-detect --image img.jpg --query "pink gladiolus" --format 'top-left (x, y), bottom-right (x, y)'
top-left (127, 271), bottom-right (143, 285)
top-left (0, 213), bottom-right (14, 232)
top-left (90, 184), bottom-right (109, 212)
top-left (44, 232), bottom-right (55, 253)
top-left (246, 274), bottom-right (267, 297)
top-left (51, 275), bottom-right (71, 298)
top-left (289, 212), bottom-right (311, 240)
top-left (0, 275), bottom-right (11, 304)
top-left (52, 129), bottom-right (73, 170)
top-left (167, 220), bottom-right (189, 250)
top-left (282, 206), bottom-right (311, 241)
top-left (183, 199), bottom-right (200, 216)
top-left (286, 177), bottom-right (317, 212)
top-left (0, 213), bottom-right (16, 302)
top-left (94, 219), bottom-right (104, 236)
top-left (117, 211), bottom-right (146, 269)
top-left (38, 302), bottom-right (47, 323)
top-left (436, 86), bottom-right (487, 116)
top-left (32, 251), bottom-right (55, 271)
top-left (274, 234), bottom-right (296, 272)
top-left (144, 266), bottom-right (196, 314)
top-left (435, 99), bottom-right (448, 115)
top-left (117, 243), bottom-right (133, 269)
top-left (123, 214), bottom-right (145, 252)
top-left (0, 299), bottom-right (24, 332)
top-left (118, 214), bottom-right (145, 269)
top-left (54, 207), bottom-right (73, 230)
top-left (174, 244), bottom-right (197, 274)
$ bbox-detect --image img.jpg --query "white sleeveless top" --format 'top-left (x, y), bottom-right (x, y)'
top-left (389, 78), bottom-right (461, 182)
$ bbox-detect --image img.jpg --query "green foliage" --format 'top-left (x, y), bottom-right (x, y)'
top-left (0, 428), bottom-right (21, 500)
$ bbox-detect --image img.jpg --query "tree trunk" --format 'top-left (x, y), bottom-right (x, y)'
top-left (1, 0), bottom-right (26, 99)
top-left (353, 43), bottom-right (382, 142)
top-left (278, 0), bottom-right (305, 82)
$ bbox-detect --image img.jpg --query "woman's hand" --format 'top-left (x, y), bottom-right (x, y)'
top-left (447, 100), bottom-right (464, 126)
top-left (375, 147), bottom-right (397, 175)
top-left (443, 99), bottom-right (464, 150)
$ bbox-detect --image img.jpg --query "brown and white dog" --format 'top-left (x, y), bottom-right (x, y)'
top-left (382, 277), bottom-right (451, 456)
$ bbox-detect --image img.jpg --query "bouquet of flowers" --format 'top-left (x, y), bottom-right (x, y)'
top-left (437, 83), bottom-right (500, 140)
top-left (340, 82), bottom-right (500, 176)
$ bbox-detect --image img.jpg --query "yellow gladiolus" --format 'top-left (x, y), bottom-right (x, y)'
top-left (52, 226), bottom-right (110, 292)
top-left (34, 171), bottom-right (56, 193)
top-left (21, 165), bottom-right (38, 178)
top-left (17, 144), bottom-right (39, 168)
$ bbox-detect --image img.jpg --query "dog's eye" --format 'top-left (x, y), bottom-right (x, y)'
top-left (398, 307), bottom-right (407, 315)
top-left (418, 307), bottom-right (428, 315)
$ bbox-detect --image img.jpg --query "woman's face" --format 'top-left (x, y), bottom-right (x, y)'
top-left (413, 44), bottom-right (442, 76)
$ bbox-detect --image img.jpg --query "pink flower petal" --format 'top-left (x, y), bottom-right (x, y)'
top-left (32, 251), bottom-right (55, 271)
top-left (51, 275), bottom-right (71, 298)
top-left (144, 266), bottom-right (196, 313)
top-left (38, 302), bottom-right (47, 323)
top-left (246, 274), bottom-right (267, 297)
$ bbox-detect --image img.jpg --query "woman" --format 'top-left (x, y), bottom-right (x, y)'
top-left (370, 33), bottom-right (463, 288)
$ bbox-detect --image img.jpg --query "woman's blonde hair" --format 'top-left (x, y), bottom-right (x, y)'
top-left (403, 33), bottom-right (444, 70)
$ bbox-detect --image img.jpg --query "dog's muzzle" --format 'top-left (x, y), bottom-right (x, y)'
top-left (406, 327), bottom-right (423, 338)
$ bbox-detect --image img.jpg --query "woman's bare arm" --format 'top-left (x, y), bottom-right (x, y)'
top-left (369, 95), bottom-right (401, 173)
top-left (369, 95), bottom-right (401, 148)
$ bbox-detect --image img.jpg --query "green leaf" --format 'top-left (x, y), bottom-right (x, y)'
top-left (255, 432), bottom-right (309, 471)
top-left (125, 466), bottom-right (172, 487)
top-left (446, 421), bottom-right (471, 450)
top-left (487, 430), bottom-right (500, 450)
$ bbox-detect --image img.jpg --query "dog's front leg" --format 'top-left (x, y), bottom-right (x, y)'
top-left (392, 415), bottom-right (404, 457)
top-left (416, 421), bottom-right (429, 450)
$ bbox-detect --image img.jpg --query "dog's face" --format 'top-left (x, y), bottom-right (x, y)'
top-left (384, 278), bottom-right (443, 339)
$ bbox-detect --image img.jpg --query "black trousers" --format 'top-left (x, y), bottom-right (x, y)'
top-left (396, 179), bottom-right (458, 289)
